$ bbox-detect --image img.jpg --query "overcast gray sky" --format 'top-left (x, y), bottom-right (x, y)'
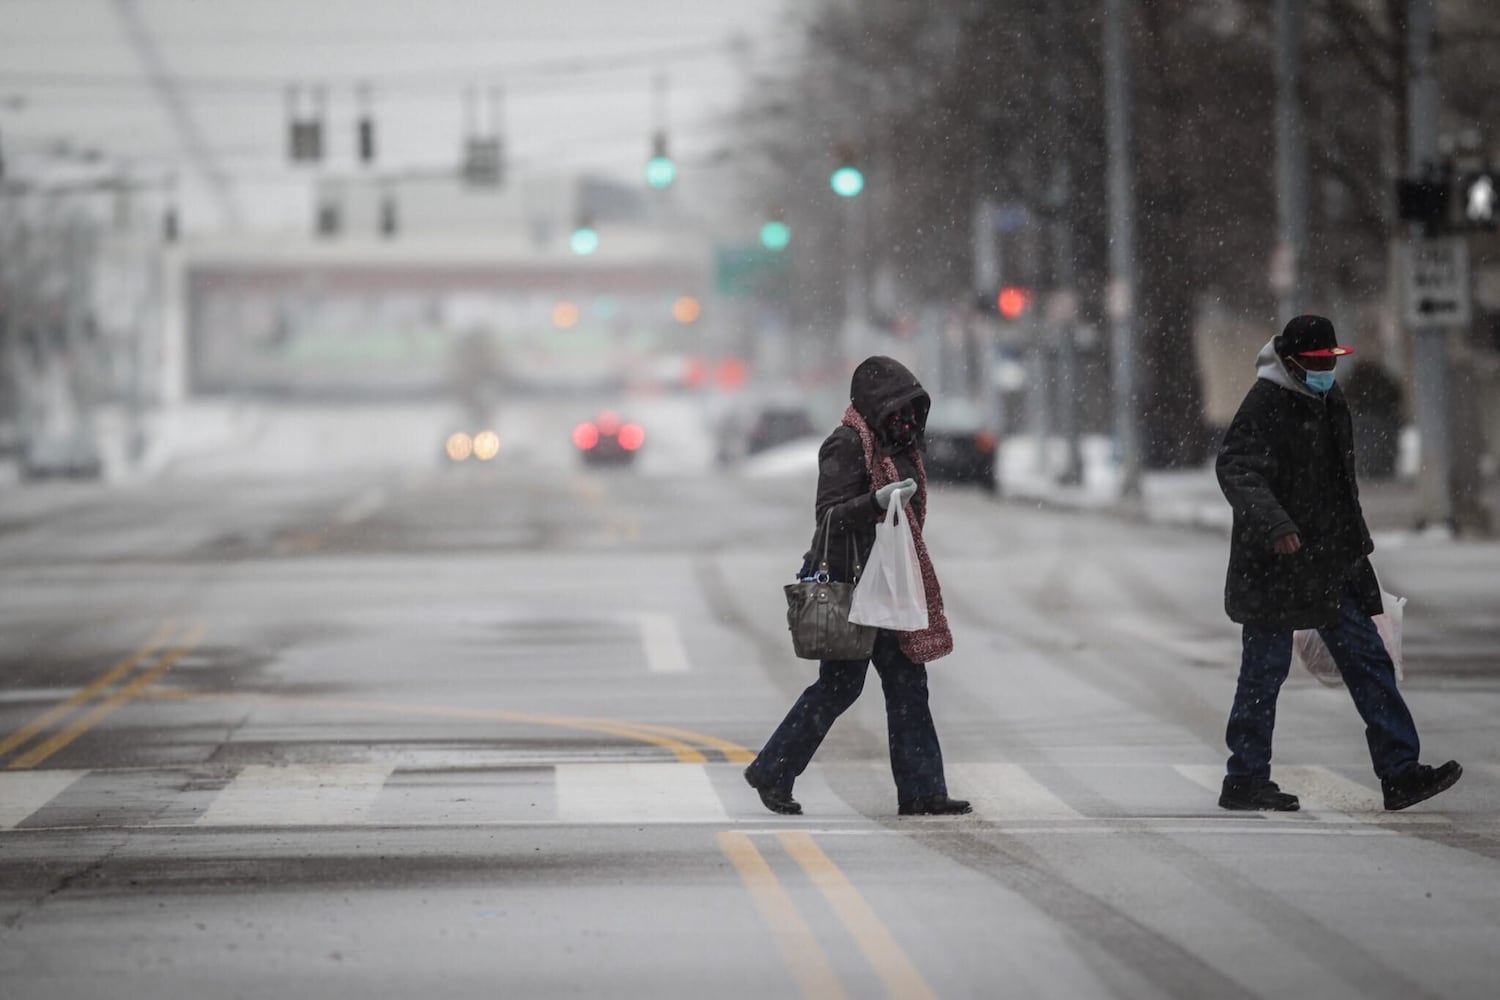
top-left (0, 0), bottom-right (794, 232)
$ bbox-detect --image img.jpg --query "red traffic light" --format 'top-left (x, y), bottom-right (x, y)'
top-left (998, 286), bottom-right (1033, 320)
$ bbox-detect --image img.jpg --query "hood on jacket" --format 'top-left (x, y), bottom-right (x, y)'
top-left (850, 356), bottom-right (931, 449)
top-left (1254, 338), bottom-right (1321, 400)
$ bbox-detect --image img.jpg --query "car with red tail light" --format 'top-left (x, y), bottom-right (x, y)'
top-left (573, 411), bottom-right (645, 466)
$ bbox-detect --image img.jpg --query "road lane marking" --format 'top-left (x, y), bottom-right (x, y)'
top-left (616, 719), bottom-right (755, 763)
top-left (0, 621), bottom-right (177, 761)
top-left (7, 624), bottom-right (205, 771)
top-left (1275, 765), bottom-right (1452, 825)
top-left (139, 688), bottom-right (723, 764)
top-left (948, 762), bottom-right (1085, 821)
top-left (198, 764), bottom-right (396, 826)
top-left (718, 831), bottom-right (848, 1000)
top-left (630, 613), bottom-right (691, 674)
top-left (0, 770), bottom-right (88, 829)
top-left (555, 763), bottom-right (727, 823)
top-left (3, 819), bottom-right (1439, 836)
top-left (1173, 764), bottom-right (1447, 825)
top-left (778, 832), bottom-right (937, 1000)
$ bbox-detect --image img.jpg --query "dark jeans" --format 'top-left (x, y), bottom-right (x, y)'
top-left (746, 631), bottom-right (948, 805)
top-left (1227, 581), bottom-right (1420, 781)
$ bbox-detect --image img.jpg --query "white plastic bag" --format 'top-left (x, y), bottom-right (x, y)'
top-left (848, 499), bottom-right (928, 631)
top-left (1294, 589), bottom-right (1406, 686)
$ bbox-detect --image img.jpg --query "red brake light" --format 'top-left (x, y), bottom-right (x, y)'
top-left (974, 430), bottom-right (998, 454)
top-left (573, 423), bottom-right (600, 450)
top-left (617, 423), bottom-right (646, 451)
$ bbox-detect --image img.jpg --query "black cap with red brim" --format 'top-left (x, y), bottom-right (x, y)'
top-left (1278, 314), bottom-right (1354, 358)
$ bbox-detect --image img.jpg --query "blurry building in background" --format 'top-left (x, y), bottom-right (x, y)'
top-left (171, 173), bottom-right (715, 401)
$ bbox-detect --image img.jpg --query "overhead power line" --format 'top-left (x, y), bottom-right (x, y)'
top-left (0, 39), bottom-right (736, 96)
top-left (109, 0), bottom-right (241, 228)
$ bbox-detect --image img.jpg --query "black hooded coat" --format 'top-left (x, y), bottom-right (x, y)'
top-left (1216, 339), bottom-right (1381, 629)
top-left (802, 356), bottom-right (931, 583)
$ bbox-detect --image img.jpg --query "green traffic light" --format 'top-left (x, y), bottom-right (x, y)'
top-left (759, 220), bottom-right (791, 251)
top-left (570, 227), bottom-right (600, 255)
top-left (830, 166), bottom-right (865, 198)
top-left (646, 155), bottom-right (677, 190)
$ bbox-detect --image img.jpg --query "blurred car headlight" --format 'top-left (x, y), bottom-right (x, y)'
top-left (446, 432), bottom-right (474, 462)
top-left (473, 430), bottom-right (501, 461)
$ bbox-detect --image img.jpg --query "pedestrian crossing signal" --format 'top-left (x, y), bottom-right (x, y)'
top-left (1462, 171), bottom-right (1497, 228)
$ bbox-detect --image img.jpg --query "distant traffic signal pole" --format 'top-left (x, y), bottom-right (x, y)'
top-left (1272, 0), bottom-right (1307, 326)
top-left (1405, 0), bottom-right (1454, 530)
top-left (1104, 0), bottom-right (1142, 498)
top-left (832, 145), bottom-right (866, 369)
top-left (1045, 1), bottom-right (1084, 486)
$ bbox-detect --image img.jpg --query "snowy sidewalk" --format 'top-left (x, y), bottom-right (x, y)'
top-left (998, 435), bottom-right (1500, 540)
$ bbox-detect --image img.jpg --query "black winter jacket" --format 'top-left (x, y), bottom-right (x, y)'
top-left (802, 357), bottom-right (930, 582)
top-left (1216, 340), bottom-right (1381, 629)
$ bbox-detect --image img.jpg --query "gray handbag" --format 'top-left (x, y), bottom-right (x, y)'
top-left (784, 511), bottom-right (877, 661)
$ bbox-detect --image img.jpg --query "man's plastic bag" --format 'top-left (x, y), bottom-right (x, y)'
top-left (1294, 590), bottom-right (1406, 686)
top-left (848, 499), bottom-right (928, 631)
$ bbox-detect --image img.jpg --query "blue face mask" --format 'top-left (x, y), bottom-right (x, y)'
top-left (1304, 370), bottom-right (1336, 394)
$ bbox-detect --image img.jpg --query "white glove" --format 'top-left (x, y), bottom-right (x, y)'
top-left (874, 478), bottom-right (917, 510)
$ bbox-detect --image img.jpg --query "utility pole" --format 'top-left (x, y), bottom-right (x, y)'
top-left (1104, 0), bottom-right (1142, 497)
top-left (1045, 2), bottom-right (1083, 485)
top-left (1406, 0), bottom-right (1453, 530)
top-left (1273, 0), bottom-right (1307, 324)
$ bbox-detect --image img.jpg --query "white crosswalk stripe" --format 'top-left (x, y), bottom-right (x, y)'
top-left (555, 762), bottom-right (728, 824)
top-left (948, 763), bottom-right (1084, 821)
top-left (0, 770), bottom-right (87, 829)
top-left (0, 761), bottom-right (1479, 832)
top-left (197, 764), bottom-right (396, 826)
top-left (1173, 764), bottom-right (1446, 824)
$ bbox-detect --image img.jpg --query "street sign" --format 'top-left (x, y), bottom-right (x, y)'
top-left (1402, 237), bottom-right (1471, 327)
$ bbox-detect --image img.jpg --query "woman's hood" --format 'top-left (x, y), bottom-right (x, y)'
top-left (849, 356), bottom-right (930, 441)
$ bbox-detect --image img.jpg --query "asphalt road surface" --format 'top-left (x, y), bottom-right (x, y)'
top-left (2, 400), bottom-right (1499, 1000)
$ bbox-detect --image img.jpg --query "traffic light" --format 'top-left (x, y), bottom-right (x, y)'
top-left (646, 131), bottom-right (676, 190)
top-left (357, 84), bottom-right (376, 166)
top-left (759, 217), bottom-right (791, 251)
top-left (997, 286), bottom-right (1032, 320)
top-left (358, 116), bottom-right (376, 165)
top-left (379, 193), bottom-right (398, 238)
top-left (830, 144), bottom-right (864, 198)
top-left (316, 198), bottom-right (341, 238)
top-left (570, 218), bottom-right (599, 256)
top-left (287, 86), bottom-right (325, 165)
top-left (1396, 175), bottom-right (1450, 233)
top-left (672, 296), bottom-right (702, 324)
top-left (463, 137), bottom-right (503, 187)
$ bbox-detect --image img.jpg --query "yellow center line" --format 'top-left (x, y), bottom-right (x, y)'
top-left (0, 620), bottom-right (177, 762)
top-left (717, 831), bottom-right (848, 1000)
top-left (8, 624), bottom-right (206, 771)
top-left (618, 720), bottom-right (756, 763)
top-left (778, 831), bottom-right (938, 1000)
top-left (137, 690), bottom-right (711, 763)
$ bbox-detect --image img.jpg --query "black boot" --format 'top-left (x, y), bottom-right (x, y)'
top-left (1382, 760), bottom-right (1462, 811)
top-left (1219, 776), bottom-right (1300, 811)
top-left (744, 766), bottom-right (801, 815)
top-left (898, 795), bottom-right (972, 816)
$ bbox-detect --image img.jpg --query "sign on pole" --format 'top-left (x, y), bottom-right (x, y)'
top-left (1403, 237), bottom-right (1471, 327)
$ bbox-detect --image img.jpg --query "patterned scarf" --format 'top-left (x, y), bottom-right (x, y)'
top-left (842, 404), bottom-right (953, 663)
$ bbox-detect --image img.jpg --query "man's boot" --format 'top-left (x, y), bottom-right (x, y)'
top-left (1382, 761), bottom-right (1462, 811)
top-left (1219, 776), bottom-right (1300, 811)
